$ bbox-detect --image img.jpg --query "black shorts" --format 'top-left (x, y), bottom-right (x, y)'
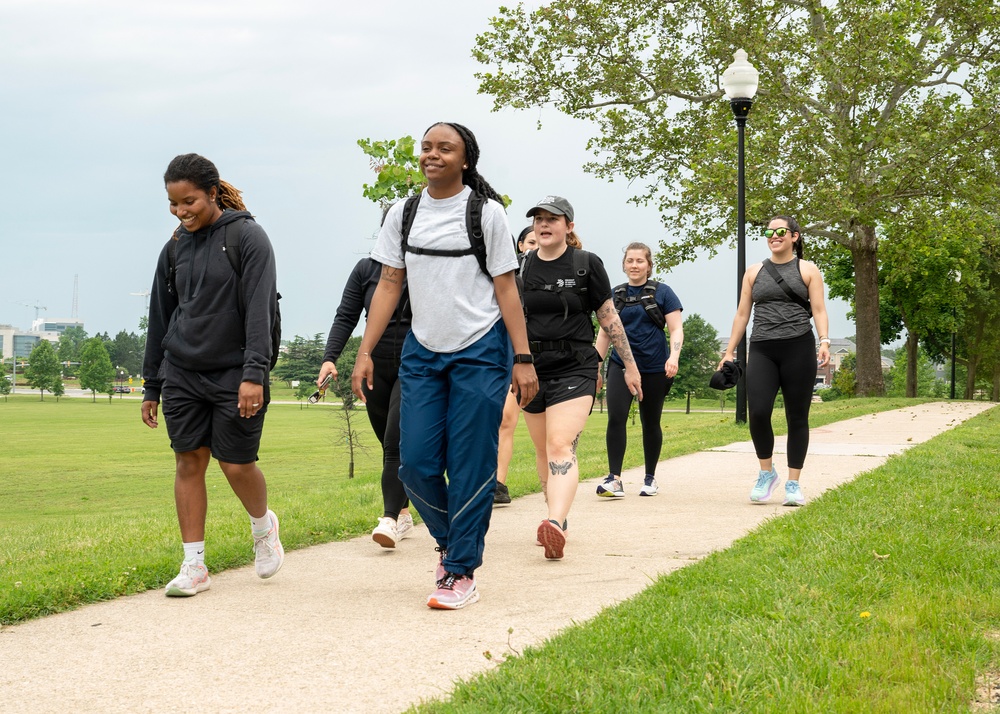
top-left (523, 373), bottom-right (596, 414)
top-left (160, 360), bottom-right (268, 464)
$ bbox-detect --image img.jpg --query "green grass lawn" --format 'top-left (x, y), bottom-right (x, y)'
top-left (5, 394), bottom-right (997, 710)
top-left (0, 395), bottom-right (936, 627)
top-left (414, 404), bottom-right (1000, 714)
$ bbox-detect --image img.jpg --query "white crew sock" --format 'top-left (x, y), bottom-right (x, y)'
top-left (249, 510), bottom-right (272, 536)
top-left (182, 541), bottom-right (205, 567)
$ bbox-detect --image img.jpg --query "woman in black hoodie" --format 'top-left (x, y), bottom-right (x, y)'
top-left (141, 153), bottom-right (283, 598)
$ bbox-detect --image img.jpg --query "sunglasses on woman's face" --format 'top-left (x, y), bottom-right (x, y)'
top-left (764, 227), bottom-right (791, 239)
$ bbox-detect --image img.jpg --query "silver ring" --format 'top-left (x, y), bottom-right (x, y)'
top-left (252, 403), bottom-right (260, 407)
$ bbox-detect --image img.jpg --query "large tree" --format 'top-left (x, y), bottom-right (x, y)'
top-left (25, 339), bottom-right (60, 400)
top-left (78, 337), bottom-right (116, 401)
top-left (672, 313), bottom-right (721, 399)
top-left (271, 334), bottom-right (325, 387)
top-left (474, 0), bottom-right (1000, 395)
top-left (57, 325), bottom-right (88, 376)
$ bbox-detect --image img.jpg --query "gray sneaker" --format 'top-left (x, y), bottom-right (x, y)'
top-left (493, 481), bottom-right (511, 505)
top-left (252, 509), bottom-right (284, 578)
top-left (596, 474), bottom-right (625, 498)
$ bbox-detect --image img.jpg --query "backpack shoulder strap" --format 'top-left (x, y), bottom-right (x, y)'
top-left (612, 283), bottom-right (628, 313)
top-left (761, 259), bottom-right (812, 316)
top-left (466, 192), bottom-right (489, 278)
top-left (223, 218), bottom-right (245, 276)
top-left (572, 248), bottom-right (590, 289)
top-left (399, 194), bottom-right (421, 249)
top-left (167, 235), bottom-right (178, 296)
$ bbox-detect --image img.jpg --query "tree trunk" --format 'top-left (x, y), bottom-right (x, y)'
top-left (905, 331), bottom-right (919, 398)
top-left (992, 363), bottom-right (999, 402)
top-left (852, 229), bottom-right (885, 396)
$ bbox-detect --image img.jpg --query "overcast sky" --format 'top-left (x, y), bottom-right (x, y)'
top-left (0, 0), bottom-right (853, 345)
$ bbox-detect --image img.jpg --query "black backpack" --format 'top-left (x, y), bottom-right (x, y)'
top-left (399, 191), bottom-right (490, 278)
top-left (166, 217), bottom-right (282, 370)
top-left (612, 281), bottom-right (666, 330)
top-left (519, 247), bottom-right (591, 323)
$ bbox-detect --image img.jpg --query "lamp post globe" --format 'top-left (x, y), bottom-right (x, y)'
top-left (722, 49), bottom-right (759, 425)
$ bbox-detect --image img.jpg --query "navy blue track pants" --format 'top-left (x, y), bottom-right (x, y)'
top-left (398, 319), bottom-right (512, 575)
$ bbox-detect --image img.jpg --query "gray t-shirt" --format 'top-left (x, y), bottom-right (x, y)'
top-left (750, 258), bottom-right (813, 342)
top-left (372, 186), bottom-right (517, 353)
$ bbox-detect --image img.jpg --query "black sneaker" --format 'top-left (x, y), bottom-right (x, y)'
top-left (493, 481), bottom-right (511, 505)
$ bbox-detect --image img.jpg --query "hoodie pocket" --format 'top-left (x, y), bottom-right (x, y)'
top-left (162, 309), bottom-right (244, 368)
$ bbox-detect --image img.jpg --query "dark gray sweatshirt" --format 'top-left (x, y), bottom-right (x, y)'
top-left (142, 210), bottom-right (277, 402)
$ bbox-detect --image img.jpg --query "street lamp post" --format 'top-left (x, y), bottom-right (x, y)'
top-left (950, 270), bottom-right (961, 399)
top-left (722, 49), bottom-right (760, 425)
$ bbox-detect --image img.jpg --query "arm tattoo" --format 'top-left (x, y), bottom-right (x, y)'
top-left (549, 460), bottom-right (572, 475)
top-left (380, 267), bottom-right (402, 286)
top-left (596, 300), bottom-right (637, 365)
top-left (672, 340), bottom-right (682, 353)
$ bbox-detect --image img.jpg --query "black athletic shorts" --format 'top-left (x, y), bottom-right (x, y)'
top-left (160, 360), bottom-right (268, 464)
top-left (523, 373), bottom-right (597, 414)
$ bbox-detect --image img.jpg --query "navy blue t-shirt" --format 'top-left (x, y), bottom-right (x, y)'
top-left (609, 281), bottom-right (683, 373)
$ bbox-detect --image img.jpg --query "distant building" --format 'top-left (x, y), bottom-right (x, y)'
top-left (31, 318), bottom-right (85, 335)
top-left (0, 325), bottom-right (42, 361)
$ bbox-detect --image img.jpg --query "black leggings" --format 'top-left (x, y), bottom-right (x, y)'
top-left (746, 332), bottom-right (817, 470)
top-left (605, 361), bottom-right (672, 476)
top-left (363, 356), bottom-right (408, 519)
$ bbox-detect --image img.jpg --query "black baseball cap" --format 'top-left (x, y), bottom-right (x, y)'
top-left (526, 196), bottom-right (574, 222)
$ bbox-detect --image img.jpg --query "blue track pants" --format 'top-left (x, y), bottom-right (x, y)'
top-left (398, 319), bottom-right (512, 575)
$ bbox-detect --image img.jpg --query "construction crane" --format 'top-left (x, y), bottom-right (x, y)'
top-left (130, 290), bottom-right (151, 312)
top-left (16, 300), bottom-right (47, 320)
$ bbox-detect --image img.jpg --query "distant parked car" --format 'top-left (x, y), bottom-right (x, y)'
top-left (112, 386), bottom-right (131, 394)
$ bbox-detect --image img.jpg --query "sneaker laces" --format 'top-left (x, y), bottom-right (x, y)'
top-left (786, 481), bottom-right (801, 493)
top-left (754, 471), bottom-right (771, 489)
top-left (438, 572), bottom-right (459, 590)
top-left (253, 528), bottom-right (276, 556)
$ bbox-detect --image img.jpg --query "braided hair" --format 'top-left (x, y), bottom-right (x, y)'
top-left (769, 214), bottom-right (804, 259)
top-left (423, 122), bottom-right (503, 204)
top-left (164, 153), bottom-right (247, 211)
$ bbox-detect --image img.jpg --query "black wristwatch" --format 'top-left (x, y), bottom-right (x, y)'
top-left (513, 354), bottom-right (534, 364)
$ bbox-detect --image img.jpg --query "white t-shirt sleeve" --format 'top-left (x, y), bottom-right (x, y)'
top-left (370, 201), bottom-right (407, 269)
top-left (483, 200), bottom-right (518, 277)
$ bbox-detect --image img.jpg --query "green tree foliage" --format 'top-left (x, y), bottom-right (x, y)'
top-left (885, 347), bottom-right (942, 398)
top-left (25, 340), bottom-right (60, 400)
top-left (78, 338), bottom-right (116, 401)
top-left (672, 313), bottom-right (721, 399)
top-left (831, 352), bottom-right (857, 399)
top-left (52, 376), bottom-right (65, 401)
top-left (104, 330), bottom-right (144, 377)
top-left (358, 136), bottom-right (426, 210)
top-left (57, 326), bottom-right (88, 377)
top-left (0, 370), bottom-right (11, 401)
top-left (271, 334), bottom-right (325, 387)
top-left (474, 0), bottom-right (1000, 397)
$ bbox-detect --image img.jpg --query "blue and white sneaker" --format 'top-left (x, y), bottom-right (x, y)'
top-left (596, 474), bottom-right (625, 498)
top-left (639, 475), bottom-right (658, 496)
top-left (750, 467), bottom-right (780, 503)
top-left (783, 480), bottom-right (805, 507)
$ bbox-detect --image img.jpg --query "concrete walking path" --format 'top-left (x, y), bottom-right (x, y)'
top-left (1, 401), bottom-right (994, 713)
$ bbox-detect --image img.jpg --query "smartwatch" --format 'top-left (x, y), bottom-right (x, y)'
top-left (513, 354), bottom-right (534, 364)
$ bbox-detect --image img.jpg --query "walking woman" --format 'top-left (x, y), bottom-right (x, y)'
top-left (495, 225), bottom-right (539, 506)
top-left (720, 215), bottom-right (830, 506)
top-left (351, 122), bottom-right (537, 610)
top-left (318, 256), bottom-right (414, 548)
top-left (142, 153), bottom-right (283, 597)
top-left (595, 242), bottom-right (684, 498)
top-left (519, 196), bottom-right (642, 560)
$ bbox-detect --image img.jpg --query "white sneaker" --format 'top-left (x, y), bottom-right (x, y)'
top-left (396, 513), bottom-right (414, 541)
top-left (372, 516), bottom-right (398, 548)
top-left (640, 475), bottom-right (659, 496)
top-left (253, 510), bottom-right (284, 579)
top-left (165, 562), bottom-right (211, 597)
